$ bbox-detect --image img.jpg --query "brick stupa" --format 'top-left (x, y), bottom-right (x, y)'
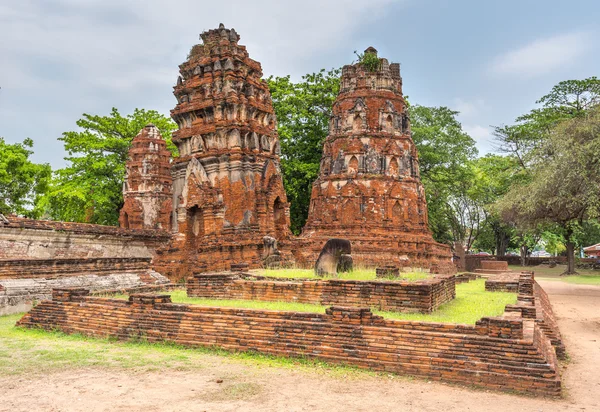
top-left (119, 124), bottom-right (173, 230)
top-left (154, 24), bottom-right (292, 278)
top-left (297, 48), bottom-right (453, 272)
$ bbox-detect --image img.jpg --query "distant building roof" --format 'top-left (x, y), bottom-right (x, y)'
top-left (583, 243), bottom-right (600, 252)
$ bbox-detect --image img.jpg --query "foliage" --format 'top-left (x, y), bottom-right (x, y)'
top-left (496, 106), bottom-right (600, 273)
top-left (354, 50), bottom-right (381, 72)
top-left (38, 108), bottom-right (177, 225)
top-left (410, 105), bottom-right (479, 245)
top-left (0, 137), bottom-right (51, 217)
top-left (267, 69), bottom-right (340, 234)
top-left (494, 76), bottom-right (600, 168)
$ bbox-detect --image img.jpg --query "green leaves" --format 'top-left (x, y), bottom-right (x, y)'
top-left (268, 69), bottom-right (340, 234)
top-left (39, 108), bottom-right (177, 225)
top-left (0, 138), bottom-right (51, 217)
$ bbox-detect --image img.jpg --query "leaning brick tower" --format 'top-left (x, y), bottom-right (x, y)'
top-left (157, 24), bottom-right (291, 276)
top-left (298, 47), bottom-right (453, 272)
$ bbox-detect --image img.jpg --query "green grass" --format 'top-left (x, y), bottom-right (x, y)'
top-left (257, 267), bottom-right (430, 282)
top-left (376, 280), bottom-right (516, 324)
top-left (111, 279), bottom-right (514, 325)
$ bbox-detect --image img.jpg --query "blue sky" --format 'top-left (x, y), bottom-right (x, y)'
top-left (1, 0), bottom-right (599, 168)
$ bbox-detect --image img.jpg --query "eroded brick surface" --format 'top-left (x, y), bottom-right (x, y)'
top-left (296, 48), bottom-right (453, 273)
top-left (153, 25), bottom-right (291, 279)
top-left (119, 124), bottom-right (173, 230)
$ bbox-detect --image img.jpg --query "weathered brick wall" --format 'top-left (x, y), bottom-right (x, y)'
top-left (485, 273), bottom-right (520, 292)
top-left (0, 216), bottom-right (172, 313)
top-left (480, 260), bottom-right (509, 271)
top-left (0, 216), bottom-right (170, 260)
top-left (17, 287), bottom-right (561, 396)
top-left (0, 257), bottom-right (151, 280)
top-left (187, 273), bottom-right (454, 313)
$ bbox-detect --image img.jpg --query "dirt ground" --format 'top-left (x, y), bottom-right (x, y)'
top-left (2, 280), bottom-right (600, 412)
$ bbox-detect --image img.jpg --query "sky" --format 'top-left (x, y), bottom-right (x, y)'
top-left (1, 0), bottom-right (599, 169)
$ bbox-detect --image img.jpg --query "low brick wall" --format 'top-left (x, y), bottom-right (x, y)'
top-left (485, 273), bottom-right (520, 292)
top-left (0, 257), bottom-right (152, 280)
top-left (17, 285), bottom-right (561, 397)
top-left (187, 273), bottom-right (456, 313)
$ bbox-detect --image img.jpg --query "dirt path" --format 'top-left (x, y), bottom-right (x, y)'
top-left (2, 281), bottom-right (600, 412)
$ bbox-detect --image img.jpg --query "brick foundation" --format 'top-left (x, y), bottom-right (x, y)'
top-left (187, 273), bottom-right (456, 313)
top-left (18, 280), bottom-right (561, 397)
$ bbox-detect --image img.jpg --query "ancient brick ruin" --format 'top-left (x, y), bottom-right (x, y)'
top-left (119, 124), bottom-right (173, 230)
top-left (18, 272), bottom-right (563, 396)
top-left (153, 24), bottom-right (291, 278)
top-left (0, 216), bottom-right (171, 314)
top-left (187, 272), bottom-right (456, 313)
top-left (296, 48), bottom-right (453, 273)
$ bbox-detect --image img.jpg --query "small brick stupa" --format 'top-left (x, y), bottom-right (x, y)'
top-left (297, 47), bottom-right (453, 272)
top-left (119, 124), bottom-right (173, 230)
top-left (155, 24), bottom-right (292, 277)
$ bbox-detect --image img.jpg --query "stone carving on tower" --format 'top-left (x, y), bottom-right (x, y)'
top-left (155, 24), bottom-right (291, 277)
top-left (297, 47), bottom-right (453, 272)
top-left (119, 124), bottom-right (173, 230)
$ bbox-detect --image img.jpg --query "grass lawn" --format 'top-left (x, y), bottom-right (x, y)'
top-left (508, 264), bottom-right (600, 285)
top-left (256, 267), bottom-right (430, 282)
top-left (111, 279), bottom-right (515, 325)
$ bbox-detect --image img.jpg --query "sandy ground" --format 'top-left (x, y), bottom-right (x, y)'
top-left (2, 280), bottom-right (600, 412)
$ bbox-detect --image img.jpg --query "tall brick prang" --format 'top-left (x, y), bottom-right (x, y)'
top-left (297, 48), bottom-right (453, 272)
top-left (119, 124), bottom-right (173, 230)
top-left (154, 24), bottom-right (292, 278)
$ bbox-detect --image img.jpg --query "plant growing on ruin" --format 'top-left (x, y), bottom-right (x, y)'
top-left (354, 50), bottom-right (380, 72)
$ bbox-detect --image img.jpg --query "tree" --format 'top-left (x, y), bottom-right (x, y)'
top-left (494, 77), bottom-right (600, 168)
top-left (409, 105), bottom-right (478, 244)
top-left (39, 108), bottom-right (177, 225)
top-left (0, 137), bottom-right (51, 217)
top-left (496, 106), bottom-right (600, 274)
top-left (268, 69), bottom-right (340, 234)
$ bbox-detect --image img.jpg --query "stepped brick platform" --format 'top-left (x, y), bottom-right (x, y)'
top-left (187, 272), bottom-right (455, 313)
top-left (17, 273), bottom-right (563, 397)
top-left (475, 260), bottom-right (510, 276)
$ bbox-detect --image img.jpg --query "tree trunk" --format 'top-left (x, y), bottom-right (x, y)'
top-left (520, 244), bottom-right (528, 267)
top-left (454, 241), bottom-right (466, 271)
top-left (496, 233), bottom-right (509, 257)
top-left (564, 240), bottom-right (577, 275)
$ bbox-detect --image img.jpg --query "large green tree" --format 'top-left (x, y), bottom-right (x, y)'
top-left (39, 108), bottom-right (177, 225)
top-left (494, 76), bottom-right (600, 169)
top-left (0, 137), bottom-right (51, 217)
top-left (409, 105), bottom-right (478, 244)
top-left (268, 69), bottom-right (340, 234)
top-left (496, 106), bottom-right (600, 274)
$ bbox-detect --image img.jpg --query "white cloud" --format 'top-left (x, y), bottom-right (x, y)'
top-left (452, 98), bottom-right (486, 118)
top-left (491, 31), bottom-right (593, 77)
top-left (0, 0), bottom-right (402, 167)
top-left (463, 124), bottom-right (490, 141)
